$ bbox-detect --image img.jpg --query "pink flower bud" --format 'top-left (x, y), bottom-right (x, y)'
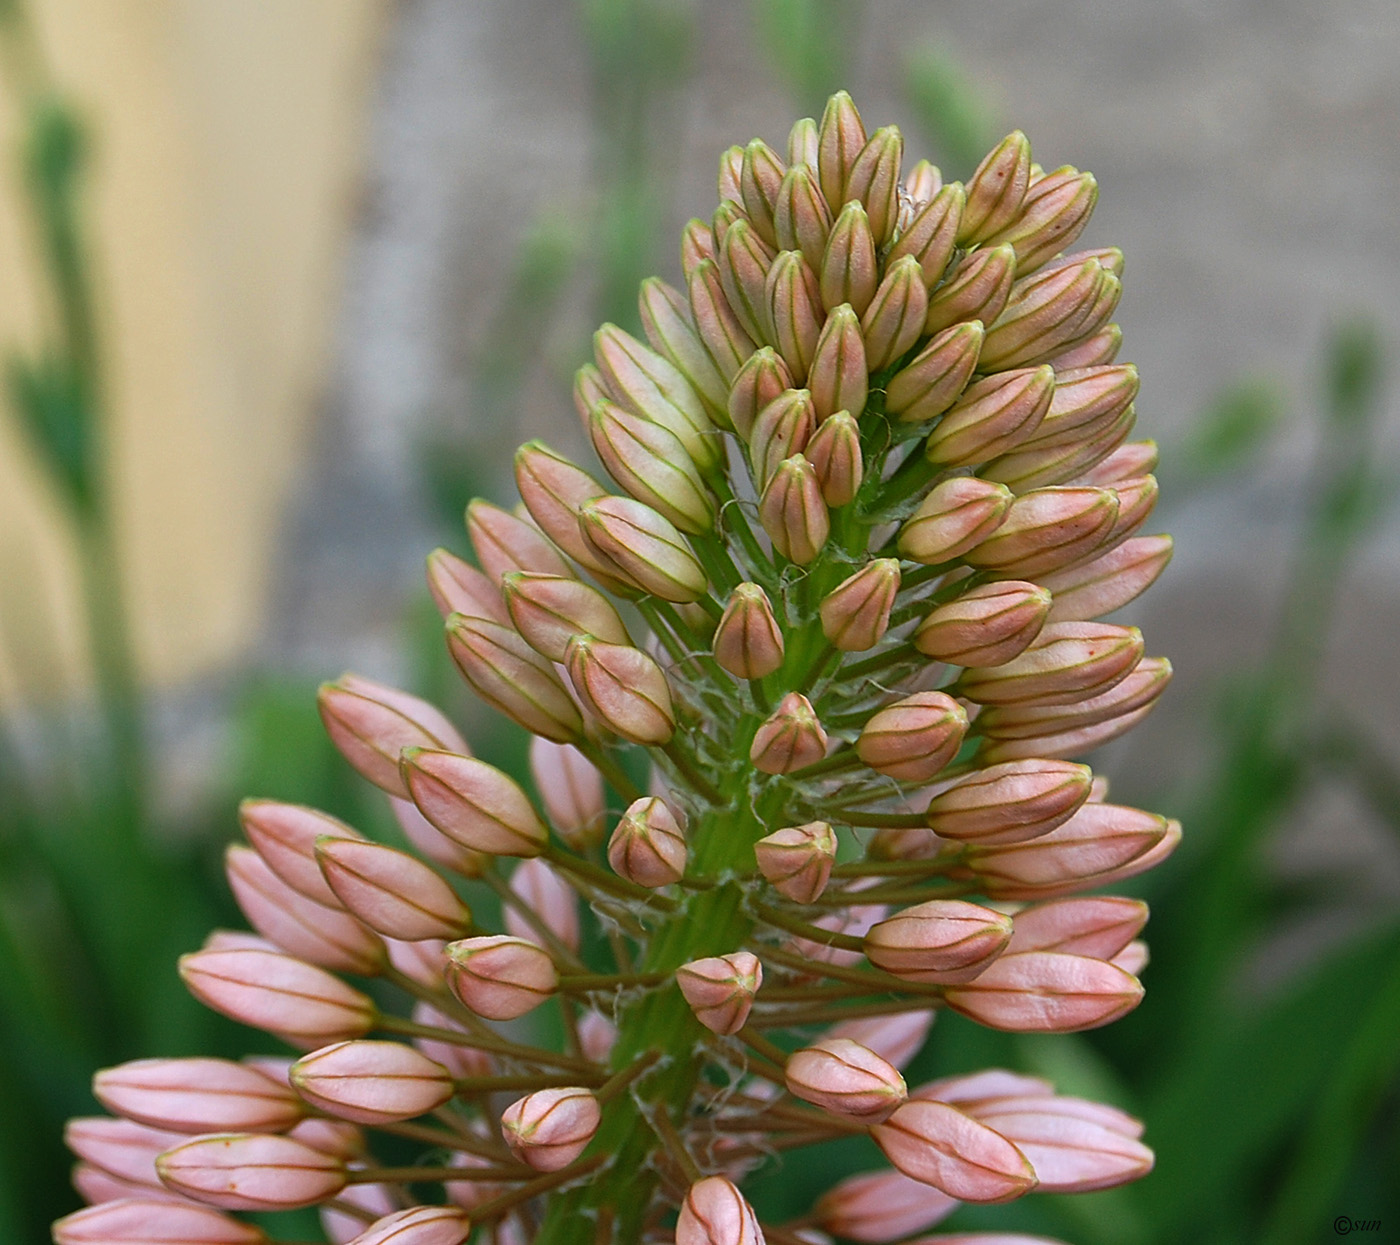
top-left (786, 1037), bottom-right (908, 1121)
top-left (856, 692), bottom-right (968, 783)
top-left (982, 405), bottom-right (1135, 494)
top-left (578, 1009), bottom-right (619, 1062)
top-left (286, 1117), bottom-right (364, 1159)
top-left (409, 1001), bottom-right (492, 1079)
top-left (578, 495), bottom-right (709, 603)
top-left (871, 1098), bottom-right (1035, 1203)
top-left (179, 949), bottom-right (375, 1049)
top-left (445, 935), bottom-right (558, 1020)
top-left (318, 675), bottom-right (467, 799)
top-left (1007, 897), bottom-right (1148, 959)
top-left (501, 570), bottom-right (631, 662)
top-left (1074, 438), bottom-right (1157, 486)
top-left (239, 799), bottom-right (364, 908)
top-left (503, 858), bottom-right (581, 950)
top-left (156, 1134), bottom-right (346, 1210)
top-left (755, 821), bottom-right (837, 902)
top-left (749, 388), bottom-right (817, 489)
top-left (861, 255), bottom-right (928, 370)
top-left (528, 737), bottom-right (605, 849)
top-left (346, 1206), bottom-right (473, 1245)
top-left (943, 951), bottom-right (1143, 1032)
top-left (94, 1058), bottom-right (302, 1135)
top-left (717, 218), bottom-right (776, 343)
top-left (750, 692), bottom-right (828, 774)
top-left (314, 836), bottom-right (470, 942)
top-left (323, 1182), bottom-right (396, 1243)
top-left (639, 277), bottom-right (730, 417)
top-left (676, 952), bottom-right (763, 1035)
top-left (391, 797), bottom-right (487, 878)
top-left (766, 250), bottom-right (824, 378)
top-left (589, 399), bottom-right (715, 537)
top-left (774, 163), bottom-right (833, 273)
top-left (446, 615), bottom-right (584, 744)
top-left (717, 143), bottom-right (744, 202)
top-left (425, 548), bottom-right (511, 624)
top-left (1112, 939), bottom-right (1149, 975)
top-left (884, 321), bottom-right (985, 425)
top-left (72, 1160), bottom-right (187, 1205)
top-left (677, 1175), bottom-right (767, 1245)
top-left (826, 1009), bottom-right (936, 1071)
top-left (1018, 364), bottom-right (1138, 451)
top-left (914, 1069), bottom-right (1054, 1106)
top-left (845, 125), bottom-right (902, 246)
top-left (924, 244), bottom-right (1016, 337)
top-left (959, 131), bottom-right (1031, 245)
top-left (565, 635), bottom-right (676, 745)
top-left (899, 477), bottom-right (1014, 565)
top-left (402, 748), bottom-right (548, 858)
top-left (740, 138), bottom-right (785, 247)
top-left (466, 500), bottom-right (573, 583)
top-left (817, 1167), bottom-right (959, 1242)
top-left (817, 90), bottom-right (867, 208)
top-left (385, 935), bottom-right (447, 987)
top-left (290, 1040), bottom-right (453, 1125)
top-left (864, 900), bottom-right (1012, 983)
top-left (1049, 318), bottom-right (1122, 369)
top-left (914, 582), bottom-right (1052, 669)
top-left (54, 1200), bottom-right (268, 1245)
top-left (608, 796), bottom-right (688, 887)
top-left (225, 845), bottom-right (385, 976)
top-left (924, 366), bottom-right (1055, 469)
top-left (888, 180), bottom-right (964, 284)
top-left (500, 1086), bottom-right (601, 1172)
top-left (925, 759), bottom-right (1093, 845)
top-left (713, 582), bottom-right (786, 679)
top-left (981, 259), bottom-right (1117, 372)
top-left (66, 1118), bottom-right (188, 1187)
top-left (513, 440), bottom-right (609, 567)
top-left (984, 167), bottom-right (1098, 274)
top-left (1042, 534), bottom-right (1173, 622)
top-left (820, 200), bottom-right (878, 316)
top-left (964, 487), bottom-right (1119, 579)
top-left (690, 258), bottom-right (758, 384)
top-left (820, 559), bottom-right (900, 652)
top-left (759, 455), bottom-right (829, 565)
top-left (956, 623), bottom-right (1144, 709)
top-left (808, 304), bottom-right (868, 420)
top-left (805, 408), bottom-right (864, 506)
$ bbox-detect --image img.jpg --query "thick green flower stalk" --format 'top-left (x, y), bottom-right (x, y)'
top-left (57, 93), bottom-right (1176, 1245)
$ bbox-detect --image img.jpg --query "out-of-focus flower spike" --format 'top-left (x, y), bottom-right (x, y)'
top-left (967, 1100), bottom-right (1153, 1193)
top-left (806, 409), bottom-right (864, 506)
top-left (871, 1098), bottom-right (1036, 1202)
top-left (787, 1037), bottom-right (908, 1121)
top-left (981, 259), bottom-right (1113, 373)
top-left (820, 200), bottom-right (879, 315)
top-left (156, 1133), bottom-right (347, 1211)
top-left (504, 858), bottom-right (581, 950)
top-left (345, 1206), bottom-right (473, 1245)
top-left (755, 821), bottom-right (837, 902)
top-left (713, 582), bottom-right (785, 678)
top-left (925, 759), bottom-right (1093, 845)
top-left (445, 935), bottom-right (558, 1020)
top-left (983, 168), bottom-right (1098, 275)
top-left (682, 217), bottom-right (716, 277)
top-left (978, 656), bottom-right (1171, 743)
top-left (885, 321), bottom-right (983, 424)
top-left (924, 365), bottom-right (1055, 468)
top-left (864, 900), bottom-right (1012, 983)
top-left (54, 1201), bottom-right (271, 1245)
top-left (820, 558), bottom-right (901, 651)
top-left (861, 255), bottom-right (929, 370)
top-left (446, 615), bottom-right (584, 744)
top-left (1007, 896), bottom-right (1148, 959)
top-left (749, 389), bottom-right (817, 490)
top-left (889, 182), bottom-right (963, 284)
top-left (728, 345), bottom-right (795, 439)
top-left (529, 736), bottom-right (605, 850)
top-left (608, 796), bottom-right (688, 887)
top-left (924, 243), bottom-right (1017, 336)
top-left (898, 477), bottom-right (1014, 565)
top-left (317, 674), bottom-right (467, 799)
top-left (400, 748), bottom-right (548, 857)
top-left (856, 691), bottom-right (968, 783)
top-left (1018, 365), bottom-right (1139, 451)
top-left (290, 1040), bottom-right (454, 1126)
top-left (958, 131), bottom-right (1032, 245)
top-left (766, 250), bottom-right (824, 378)
top-left (759, 454), bottom-right (830, 564)
top-left (501, 570), bottom-right (631, 662)
top-left (718, 145), bottom-right (744, 203)
top-left (740, 138), bottom-right (786, 249)
top-left (426, 548), bottom-right (510, 624)
top-left (956, 622), bottom-right (1144, 709)
top-left (1041, 534), bottom-right (1173, 622)
top-left (904, 158), bottom-right (943, 202)
top-left (827, 1010), bottom-right (936, 1071)
top-left (689, 257), bottom-right (758, 382)
top-left (1047, 321), bottom-right (1122, 369)
top-left (963, 486), bottom-right (1119, 578)
top-left (816, 1167), bottom-right (959, 1244)
top-left (676, 953), bottom-right (763, 1036)
top-left (314, 836), bottom-right (471, 942)
top-left (751, 691), bottom-right (828, 773)
top-left (588, 400), bottom-right (716, 535)
top-left (818, 89), bottom-right (868, 211)
top-left (808, 304), bottom-right (868, 421)
top-left (639, 277), bottom-right (730, 420)
top-left (846, 125), bottom-right (903, 246)
top-left (943, 951), bottom-right (1143, 1031)
top-left (239, 799), bottom-right (364, 908)
top-left (914, 582), bottom-right (1052, 669)
top-left (94, 1058), bottom-right (304, 1136)
top-left (788, 115), bottom-right (819, 167)
top-left (578, 494), bottom-right (709, 603)
top-left (718, 217), bottom-right (777, 343)
top-left (565, 635), bottom-right (676, 745)
top-left (467, 498), bottom-right (574, 583)
top-left (774, 163), bottom-right (833, 273)
top-left (501, 1087), bottom-right (601, 1173)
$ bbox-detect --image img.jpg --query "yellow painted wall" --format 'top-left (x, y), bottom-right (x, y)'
top-left (0, 0), bottom-right (383, 704)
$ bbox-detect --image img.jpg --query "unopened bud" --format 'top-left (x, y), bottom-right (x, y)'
top-left (820, 200), bottom-right (878, 315)
top-left (766, 250), bottom-right (824, 378)
top-left (750, 388), bottom-right (817, 489)
top-left (759, 454), bottom-right (830, 564)
top-left (751, 691), bottom-right (828, 773)
top-left (924, 243), bottom-right (1016, 337)
top-left (913, 581), bottom-right (1052, 668)
top-left (503, 858), bottom-right (581, 951)
top-left (589, 400), bottom-right (715, 536)
top-left (943, 950), bottom-right (1142, 1031)
top-left (681, 217), bottom-right (715, 276)
top-left (94, 1058), bottom-right (302, 1135)
top-left (502, 571), bottom-right (630, 662)
top-left (718, 218), bottom-right (776, 343)
top-left (865, 900), bottom-right (1012, 983)
top-left (898, 477), bottom-right (1014, 565)
top-left (676, 952), bottom-right (763, 1036)
top-left (54, 1201), bottom-right (267, 1245)
top-left (426, 548), bottom-right (511, 623)
top-left (467, 500), bottom-right (575, 587)
top-left (1103, 474), bottom-right (1158, 548)
top-left (156, 1134), bottom-right (347, 1211)
top-left (926, 759), bottom-right (1093, 845)
top-left (1113, 940), bottom-right (1150, 975)
top-left (578, 1009), bottom-right (619, 1063)
top-left (855, 691), bottom-right (968, 782)
top-left (885, 321), bottom-right (984, 424)
top-left (820, 558), bottom-right (901, 651)
top-left (445, 935), bottom-right (558, 1020)
top-left (903, 158), bottom-right (942, 201)
top-left (608, 796), bottom-right (688, 887)
top-left (314, 836), bottom-right (470, 942)
top-left (969, 1096), bottom-right (1153, 1193)
top-left (979, 656), bottom-right (1171, 745)
top-left (512, 442), bottom-right (613, 575)
top-left (347, 1207), bottom-right (473, 1245)
top-left (1074, 438), bottom-right (1158, 487)
top-left (889, 181), bottom-right (964, 285)
top-left (787, 1037), bottom-right (907, 1121)
top-left (639, 277), bottom-right (729, 419)
top-left (317, 675), bottom-right (467, 799)
top-left (713, 582), bottom-right (786, 678)
top-left (959, 130), bottom-right (1032, 245)
top-left (1042, 534), bottom-right (1173, 622)
top-left (689, 258), bottom-right (758, 383)
top-left (983, 405), bottom-right (1135, 493)
top-left (400, 749), bottom-right (548, 857)
top-left (788, 115), bottom-right (819, 167)
top-left (861, 255), bottom-right (928, 370)
top-left (808, 305), bottom-right (868, 420)
top-left (871, 1098), bottom-right (1036, 1203)
top-left (817, 1167), bottom-right (959, 1243)
top-left (239, 799), bottom-right (364, 910)
top-left (963, 486), bottom-right (1118, 579)
top-left (774, 162), bottom-right (833, 272)
top-left (740, 138), bottom-right (785, 249)
top-left (985, 166), bottom-right (1098, 274)
top-left (446, 615), bottom-right (583, 744)
top-left (573, 361), bottom-right (613, 430)
top-left (501, 1086), bottom-right (601, 1173)
top-left (577, 495), bottom-right (709, 604)
top-left (290, 1041), bottom-right (453, 1126)
top-left (924, 365), bottom-right (1055, 468)
top-left (65, 1116), bottom-right (183, 1188)
top-left (565, 635), bottom-right (676, 745)
top-left (529, 737), bottom-right (605, 849)
top-left (717, 145), bottom-right (743, 203)
top-left (826, 1009), bottom-right (936, 1071)
top-left (982, 260), bottom-right (1118, 372)
top-left (957, 622), bottom-right (1144, 708)
top-left (817, 89), bottom-right (868, 212)
top-left (1008, 896), bottom-right (1148, 959)
top-left (728, 345), bottom-right (795, 439)
top-left (845, 125), bottom-right (903, 246)
top-left (755, 821), bottom-right (837, 902)
top-left (805, 409), bottom-right (864, 506)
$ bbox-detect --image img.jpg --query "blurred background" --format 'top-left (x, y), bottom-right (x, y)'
top-left (2, 1), bottom-right (1398, 1242)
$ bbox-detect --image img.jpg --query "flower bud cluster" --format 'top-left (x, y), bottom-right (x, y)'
top-left (59, 92), bottom-right (1174, 1245)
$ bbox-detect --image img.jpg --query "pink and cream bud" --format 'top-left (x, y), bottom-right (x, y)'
top-left (401, 748), bottom-right (548, 857)
top-left (750, 692), bottom-right (828, 774)
top-left (727, 346), bottom-right (793, 439)
top-left (445, 935), bottom-right (558, 1020)
top-left (914, 582), bottom-right (1052, 669)
top-left (565, 635), bottom-right (676, 745)
top-left (290, 1041), bottom-right (453, 1125)
top-left (1007, 897), bottom-right (1148, 959)
top-left (860, 255), bottom-right (928, 370)
top-left (820, 559), bottom-right (900, 651)
top-left (864, 900), bottom-right (1013, 983)
top-left (943, 951), bottom-right (1143, 1032)
top-left (924, 243), bottom-right (1016, 337)
top-left (766, 250), bottom-right (824, 377)
top-left (578, 495), bottom-right (709, 603)
top-left (713, 582), bottom-right (786, 679)
top-left (899, 477), bottom-right (1014, 565)
top-left (817, 1167), bottom-right (958, 1243)
top-left (888, 180), bottom-right (963, 284)
top-left (925, 759), bottom-right (1093, 845)
top-left (54, 1201), bottom-right (269, 1245)
top-left (956, 623), bottom-right (1144, 709)
top-left (94, 1058), bottom-right (302, 1135)
top-left (820, 200), bottom-right (879, 316)
top-left (426, 548), bottom-right (511, 624)
top-left (66, 1117), bottom-right (188, 1188)
top-left (959, 131), bottom-right (1031, 245)
top-left (924, 366), bottom-right (1055, 468)
top-left (677, 1175), bottom-right (767, 1245)
top-left (346, 1206), bottom-right (473, 1245)
top-left (846, 125), bottom-right (903, 246)
top-left (964, 487), bottom-right (1119, 579)
top-left (1042, 534), bottom-right (1173, 622)
top-left (500, 1086), bottom-right (601, 1172)
top-left (759, 454), bottom-right (830, 565)
top-left (504, 858), bottom-right (581, 951)
top-left (805, 410), bottom-right (864, 506)
top-left (676, 952), bottom-right (763, 1035)
top-left (749, 388), bottom-right (817, 489)
top-left (808, 304), bottom-right (868, 420)
top-left (774, 162), bottom-right (833, 274)
top-left (314, 836), bottom-right (470, 942)
top-left (466, 499), bottom-right (573, 583)
top-left (446, 615), bottom-right (584, 744)
top-left (885, 321), bottom-right (985, 424)
top-left (156, 1134), bottom-right (347, 1210)
top-left (501, 571), bottom-right (630, 662)
top-left (239, 799), bottom-right (363, 908)
top-left (608, 796), bottom-right (688, 887)
top-left (856, 692), bottom-right (968, 783)
top-left (827, 1009), bottom-right (936, 1071)
top-left (755, 821), bottom-right (837, 902)
top-left (786, 1037), bottom-right (908, 1121)
top-left (871, 1098), bottom-right (1035, 1203)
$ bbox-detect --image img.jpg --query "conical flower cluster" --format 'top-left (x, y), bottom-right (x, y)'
top-left (58, 93), bottom-right (1174, 1245)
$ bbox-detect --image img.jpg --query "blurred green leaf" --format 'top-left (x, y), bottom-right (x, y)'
top-left (752, 0), bottom-right (860, 117)
top-left (901, 44), bottom-right (995, 178)
top-left (1178, 376), bottom-right (1285, 482)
